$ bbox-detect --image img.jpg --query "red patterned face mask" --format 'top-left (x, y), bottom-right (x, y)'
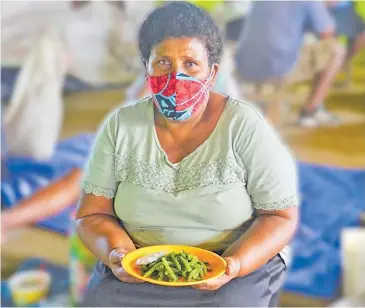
top-left (147, 71), bottom-right (213, 121)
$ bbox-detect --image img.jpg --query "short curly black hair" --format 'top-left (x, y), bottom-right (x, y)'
top-left (138, 1), bottom-right (224, 67)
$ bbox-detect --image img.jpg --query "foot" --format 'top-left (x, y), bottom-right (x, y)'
top-left (298, 105), bottom-right (339, 128)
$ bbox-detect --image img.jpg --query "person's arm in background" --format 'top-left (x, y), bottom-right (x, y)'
top-left (75, 110), bottom-right (142, 283)
top-left (1, 168), bottom-right (82, 235)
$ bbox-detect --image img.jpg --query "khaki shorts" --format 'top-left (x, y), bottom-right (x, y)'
top-left (240, 38), bottom-right (338, 99)
top-left (283, 38), bottom-right (338, 84)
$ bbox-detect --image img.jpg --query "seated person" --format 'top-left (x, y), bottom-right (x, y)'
top-left (235, 1), bottom-right (346, 127)
top-left (76, 2), bottom-right (298, 306)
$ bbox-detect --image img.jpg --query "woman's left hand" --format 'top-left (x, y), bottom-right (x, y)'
top-left (192, 256), bottom-right (241, 291)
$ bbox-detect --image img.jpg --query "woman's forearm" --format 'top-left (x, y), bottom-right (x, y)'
top-left (223, 209), bottom-right (298, 277)
top-left (76, 215), bottom-right (136, 266)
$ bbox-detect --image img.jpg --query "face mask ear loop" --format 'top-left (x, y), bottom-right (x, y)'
top-left (201, 67), bottom-right (214, 92)
top-left (202, 67), bottom-right (215, 93)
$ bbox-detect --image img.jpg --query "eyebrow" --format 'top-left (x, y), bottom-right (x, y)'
top-left (154, 52), bottom-right (201, 60)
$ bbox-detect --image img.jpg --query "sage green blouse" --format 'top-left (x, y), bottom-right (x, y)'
top-left (82, 96), bottom-right (298, 262)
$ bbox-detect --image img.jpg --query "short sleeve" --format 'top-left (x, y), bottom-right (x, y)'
top-left (305, 2), bottom-right (334, 35)
top-left (236, 113), bottom-right (298, 211)
top-left (82, 111), bottom-right (118, 199)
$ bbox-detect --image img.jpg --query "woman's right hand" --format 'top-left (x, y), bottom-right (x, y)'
top-left (109, 248), bottom-right (144, 283)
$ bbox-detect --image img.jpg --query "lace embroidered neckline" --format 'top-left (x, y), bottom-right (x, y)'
top-left (150, 97), bottom-right (232, 166)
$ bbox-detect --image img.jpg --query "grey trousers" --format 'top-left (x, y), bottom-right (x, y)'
top-left (82, 255), bottom-right (286, 307)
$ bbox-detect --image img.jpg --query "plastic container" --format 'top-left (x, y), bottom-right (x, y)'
top-left (8, 270), bottom-right (51, 306)
top-left (341, 228), bottom-right (365, 298)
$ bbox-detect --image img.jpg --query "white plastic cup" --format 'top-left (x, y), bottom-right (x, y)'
top-left (8, 270), bottom-right (51, 306)
top-left (341, 228), bottom-right (365, 298)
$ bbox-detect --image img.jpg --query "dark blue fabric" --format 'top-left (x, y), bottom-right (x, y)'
top-left (284, 163), bottom-right (365, 299)
top-left (1, 133), bottom-right (95, 234)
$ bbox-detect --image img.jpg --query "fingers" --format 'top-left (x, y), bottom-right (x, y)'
top-left (224, 257), bottom-right (241, 277)
top-left (109, 248), bottom-right (144, 284)
top-left (193, 257), bottom-right (241, 291)
top-left (192, 274), bottom-right (231, 291)
top-left (112, 267), bottom-right (145, 284)
top-left (109, 247), bottom-right (129, 267)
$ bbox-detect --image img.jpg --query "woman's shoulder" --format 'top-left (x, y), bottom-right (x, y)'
top-left (120, 95), bottom-right (153, 117)
top-left (225, 97), bottom-right (266, 127)
top-left (106, 96), bottom-right (153, 126)
top-left (122, 95), bottom-right (153, 110)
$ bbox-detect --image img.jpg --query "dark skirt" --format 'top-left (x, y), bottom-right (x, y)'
top-left (82, 255), bottom-right (286, 307)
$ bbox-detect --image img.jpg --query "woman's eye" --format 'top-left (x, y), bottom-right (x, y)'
top-left (158, 60), bottom-right (170, 66)
top-left (186, 62), bottom-right (197, 68)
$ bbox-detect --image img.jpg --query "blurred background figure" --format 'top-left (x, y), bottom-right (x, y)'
top-left (1, 1), bottom-right (365, 307)
top-left (235, 1), bottom-right (345, 127)
top-left (3, 30), bottom-right (67, 160)
top-left (327, 0), bottom-right (365, 87)
top-left (224, 0), bottom-right (252, 43)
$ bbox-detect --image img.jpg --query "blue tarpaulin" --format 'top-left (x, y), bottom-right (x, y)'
top-left (1, 134), bottom-right (364, 299)
top-left (284, 163), bottom-right (365, 299)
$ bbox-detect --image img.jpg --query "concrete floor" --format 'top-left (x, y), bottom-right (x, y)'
top-left (2, 55), bottom-right (365, 306)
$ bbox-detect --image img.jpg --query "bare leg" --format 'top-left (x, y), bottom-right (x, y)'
top-left (304, 41), bottom-right (346, 110)
top-left (337, 32), bottom-right (365, 87)
top-left (348, 32), bottom-right (365, 59)
top-left (1, 168), bottom-right (82, 241)
top-left (259, 81), bottom-right (286, 128)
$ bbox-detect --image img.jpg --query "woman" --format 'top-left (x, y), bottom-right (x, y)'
top-left (76, 2), bottom-right (299, 307)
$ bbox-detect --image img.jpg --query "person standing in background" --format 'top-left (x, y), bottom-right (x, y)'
top-left (327, 0), bottom-right (365, 87)
top-left (235, 1), bottom-right (346, 127)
